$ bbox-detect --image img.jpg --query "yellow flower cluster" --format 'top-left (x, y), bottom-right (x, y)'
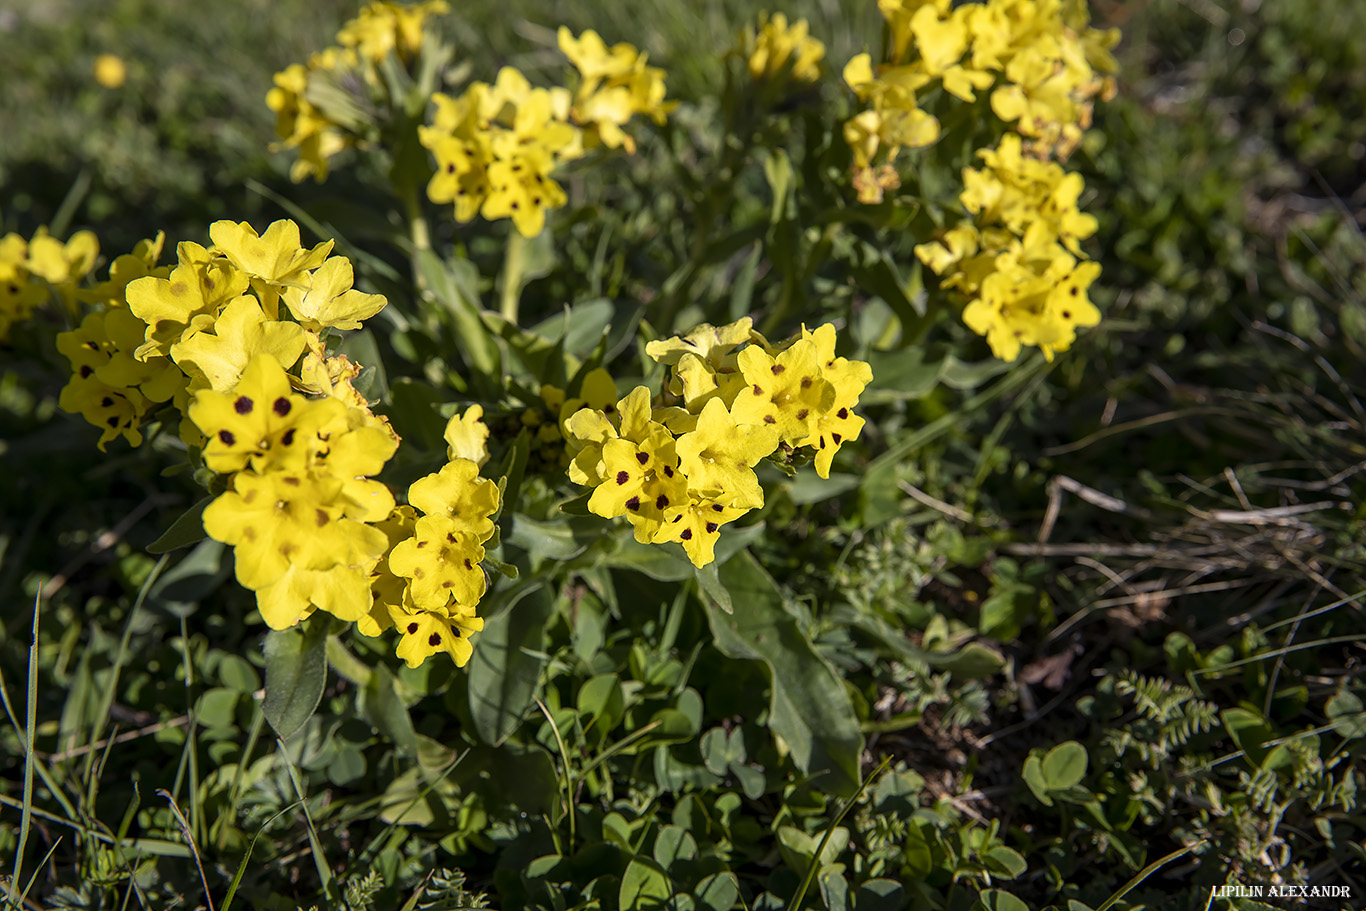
top-left (738, 13), bottom-right (825, 85)
top-left (56, 218), bottom-right (390, 449)
top-left (844, 0), bottom-right (1118, 201)
top-left (0, 226), bottom-right (99, 341)
top-left (195, 353), bottom-right (399, 630)
top-left (915, 131), bottom-right (1101, 362)
top-left (266, 1), bottom-right (449, 182)
top-left (419, 28), bottom-right (672, 237)
top-left (359, 452), bottom-right (501, 668)
top-left (564, 319), bottom-right (871, 567)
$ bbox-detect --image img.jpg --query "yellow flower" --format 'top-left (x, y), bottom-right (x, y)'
top-left (743, 13), bottom-right (825, 84)
top-left (390, 606), bottom-right (483, 668)
top-left (336, 0), bottom-right (449, 64)
top-left (255, 563), bottom-right (376, 630)
top-left (125, 242), bottom-right (249, 358)
top-left (58, 373), bottom-right (148, 450)
top-left (93, 54), bottom-right (127, 89)
top-left (653, 497), bottom-right (747, 568)
top-left (387, 515), bottom-right (487, 611)
top-left (407, 459), bottom-right (500, 542)
top-left (280, 256), bottom-right (386, 331)
top-left (208, 219), bottom-right (333, 305)
top-left (587, 416), bottom-right (689, 544)
top-left (188, 354), bottom-right (341, 474)
top-left (674, 398), bottom-right (777, 509)
top-left (170, 294), bottom-right (308, 393)
top-left (729, 339), bottom-right (834, 445)
top-left (799, 324), bottom-right (873, 478)
top-left (444, 405), bottom-right (491, 467)
top-left (202, 469), bottom-right (387, 593)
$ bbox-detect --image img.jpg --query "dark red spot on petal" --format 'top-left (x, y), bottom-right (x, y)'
top-left (428, 632), bottom-right (442, 646)
top-left (752, 384), bottom-right (763, 395)
top-left (281, 428), bottom-right (296, 446)
top-left (763, 415), bottom-right (776, 424)
top-left (636, 452), bottom-right (648, 465)
top-left (655, 494), bottom-right (668, 509)
top-left (663, 466), bottom-right (674, 477)
top-left (464, 558), bottom-right (472, 569)
top-left (625, 496), bottom-right (641, 511)
top-left (711, 504), bottom-right (723, 512)
top-left (796, 409), bottom-right (809, 420)
top-left (831, 433), bottom-right (842, 443)
top-left (407, 622), bottom-right (419, 633)
top-left (616, 470), bottom-right (630, 485)
top-left (273, 397), bottom-right (291, 416)
top-left (800, 376), bottom-right (813, 388)
top-left (101, 397), bottom-right (114, 408)
top-left (680, 528), bottom-right (693, 540)
top-left (79, 365), bottom-right (93, 378)
top-left (837, 408), bottom-right (848, 419)
top-left (234, 396), bottom-right (253, 414)
top-left (705, 522), bottom-right (718, 533)
top-left (315, 509), bottom-right (329, 527)
top-left (218, 430), bottom-right (236, 446)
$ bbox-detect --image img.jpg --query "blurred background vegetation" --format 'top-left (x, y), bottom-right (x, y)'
top-left (2, 0), bottom-right (1365, 909)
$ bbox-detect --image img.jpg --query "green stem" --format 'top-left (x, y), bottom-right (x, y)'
top-left (499, 230), bottom-right (526, 326)
top-left (402, 184), bottom-right (431, 293)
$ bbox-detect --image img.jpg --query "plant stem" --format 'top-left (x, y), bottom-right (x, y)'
top-left (500, 230), bottom-right (526, 326)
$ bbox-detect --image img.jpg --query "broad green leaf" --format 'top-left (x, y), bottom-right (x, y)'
top-left (360, 664), bottom-right (418, 755)
top-left (653, 825), bottom-right (697, 869)
top-left (467, 583), bottom-right (554, 746)
top-left (417, 250), bottom-right (498, 378)
top-left (619, 857), bottom-right (672, 910)
top-left (694, 873), bottom-right (739, 911)
top-left (1041, 741), bottom-right (1088, 790)
top-left (984, 846), bottom-right (1027, 878)
top-left (147, 496), bottom-right (213, 554)
top-left (1326, 690), bottom-right (1366, 739)
top-left (706, 552), bottom-right (863, 795)
top-left (578, 673), bottom-right (625, 734)
top-left (694, 562), bottom-right (732, 614)
top-left (1022, 755), bottom-right (1053, 806)
top-left (262, 614), bottom-right (329, 741)
top-left (976, 890), bottom-right (1030, 911)
top-left (854, 879), bottom-right (905, 911)
top-left (603, 536), bottom-right (695, 582)
top-left (819, 867), bottom-right (850, 911)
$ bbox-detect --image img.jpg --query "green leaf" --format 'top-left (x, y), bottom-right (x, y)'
top-left (467, 583), bottom-right (555, 746)
top-left (653, 825), bottom-right (697, 869)
top-left (983, 846), bottom-right (1027, 879)
top-left (262, 614), bottom-right (330, 741)
top-left (704, 553), bottom-right (863, 795)
top-left (360, 664), bottom-right (418, 755)
top-left (1041, 741), bottom-right (1088, 790)
top-left (619, 857), bottom-right (672, 910)
top-left (975, 889), bottom-right (1029, 911)
top-left (694, 873), bottom-right (738, 911)
top-left (1326, 690), bottom-right (1366, 739)
top-left (854, 879), bottom-right (904, 911)
top-left (578, 674), bottom-right (625, 734)
top-left (926, 642), bottom-right (1004, 680)
top-left (602, 536), bottom-right (695, 582)
top-left (417, 250), bottom-right (499, 378)
top-left (147, 496), bottom-right (213, 554)
top-left (819, 868), bottom-right (850, 911)
top-left (694, 562), bottom-right (732, 614)
top-left (1021, 755), bottom-right (1053, 806)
